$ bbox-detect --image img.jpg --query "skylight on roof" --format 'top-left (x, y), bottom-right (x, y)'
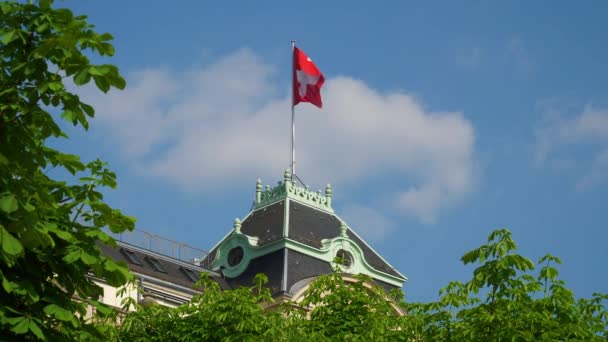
top-left (180, 267), bottom-right (199, 283)
top-left (145, 256), bottom-right (168, 273)
top-left (120, 248), bottom-right (142, 266)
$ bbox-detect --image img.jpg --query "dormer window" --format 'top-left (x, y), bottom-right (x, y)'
top-left (336, 249), bottom-right (353, 268)
top-left (228, 246), bottom-right (244, 266)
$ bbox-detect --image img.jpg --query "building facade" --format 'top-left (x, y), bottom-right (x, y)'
top-left (97, 170), bottom-right (407, 311)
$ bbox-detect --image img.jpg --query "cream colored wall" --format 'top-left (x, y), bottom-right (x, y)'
top-left (94, 280), bottom-right (139, 311)
top-left (93, 277), bottom-right (196, 310)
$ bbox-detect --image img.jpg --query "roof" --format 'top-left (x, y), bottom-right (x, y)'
top-left (240, 200), bottom-right (285, 246)
top-left (207, 171), bottom-right (407, 294)
top-left (99, 241), bottom-right (229, 291)
top-left (288, 201), bottom-right (403, 278)
top-left (99, 172), bottom-right (406, 299)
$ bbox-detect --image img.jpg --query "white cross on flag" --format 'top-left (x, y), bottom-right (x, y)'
top-left (293, 46), bottom-right (324, 108)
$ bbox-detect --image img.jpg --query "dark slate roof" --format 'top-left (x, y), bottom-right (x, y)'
top-left (286, 249), bottom-right (332, 292)
top-left (99, 242), bottom-right (229, 290)
top-left (289, 201), bottom-right (342, 247)
top-left (225, 248), bottom-right (285, 296)
top-left (288, 201), bottom-right (402, 278)
top-left (201, 200), bottom-right (285, 267)
top-left (240, 200), bottom-right (285, 246)
top-left (346, 229), bottom-right (402, 278)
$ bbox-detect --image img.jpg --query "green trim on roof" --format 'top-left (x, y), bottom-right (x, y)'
top-left (253, 169), bottom-right (333, 213)
top-left (211, 230), bottom-right (406, 287)
top-left (333, 214), bottom-right (408, 281)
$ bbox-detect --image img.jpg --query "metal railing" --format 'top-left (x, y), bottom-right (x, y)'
top-left (106, 228), bottom-right (211, 269)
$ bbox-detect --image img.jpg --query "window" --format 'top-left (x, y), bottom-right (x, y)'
top-left (336, 249), bottom-right (353, 268)
top-left (145, 256), bottom-right (168, 273)
top-left (180, 267), bottom-right (200, 283)
top-left (228, 247), bottom-right (244, 266)
top-left (120, 248), bottom-right (142, 266)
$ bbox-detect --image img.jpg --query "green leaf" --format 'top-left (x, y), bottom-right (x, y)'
top-left (93, 75), bottom-right (110, 93)
top-left (22, 225), bottom-right (55, 249)
top-left (103, 259), bottom-right (133, 286)
top-left (99, 33), bottom-right (114, 41)
top-left (12, 317), bottom-right (31, 334)
top-left (2, 277), bottom-right (19, 293)
top-left (0, 225), bottom-right (23, 256)
top-left (84, 229), bottom-right (114, 244)
top-left (8, 317), bottom-right (26, 333)
top-left (11, 317), bottom-right (44, 339)
top-left (81, 102), bottom-right (95, 117)
top-left (91, 300), bottom-right (113, 316)
top-left (1, 30), bottom-right (18, 44)
top-left (0, 193), bottom-right (18, 213)
top-left (88, 65), bottom-right (111, 76)
top-left (28, 320), bottom-right (44, 340)
top-left (36, 22), bottom-right (49, 33)
top-left (63, 246), bottom-right (99, 265)
top-left (61, 109), bottom-right (76, 122)
top-left (47, 81), bottom-right (63, 91)
top-left (461, 249), bottom-right (479, 264)
top-left (47, 223), bottom-right (75, 242)
top-left (73, 68), bottom-right (91, 85)
top-left (51, 152), bottom-right (84, 174)
top-left (110, 74), bottom-right (126, 90)
top-left (23, 202), bottom-right (35, 212)
top-left (44, 304), bottom-right (75, 322)
top-left (63, 247), bottom-right (82, 263)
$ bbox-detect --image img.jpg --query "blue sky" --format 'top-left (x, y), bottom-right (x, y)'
top-left (60, 1), bottom-right (608, 302)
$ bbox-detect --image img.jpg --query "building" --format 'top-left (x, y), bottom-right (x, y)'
top-left (97, 169), bottom-right (407, 311)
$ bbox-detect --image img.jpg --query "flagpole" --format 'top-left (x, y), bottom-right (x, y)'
top-left (291, 40), bottom-right (296, 177)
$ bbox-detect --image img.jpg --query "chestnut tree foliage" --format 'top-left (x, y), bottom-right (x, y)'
top-left (106, 229), bottom-right (607, 342)
top-left (0, 0), bottom-right (134, 340)
top-left (1, 1), bottom-right (606, 341)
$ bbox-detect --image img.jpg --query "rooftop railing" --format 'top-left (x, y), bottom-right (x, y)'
top-left (106, 228), bottom-right (211, 269)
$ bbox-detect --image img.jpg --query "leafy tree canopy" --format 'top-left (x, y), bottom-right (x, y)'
top-left (0, 0), bottom-right (134, 340)
top-left (112, 229), bottom-right (607, 342)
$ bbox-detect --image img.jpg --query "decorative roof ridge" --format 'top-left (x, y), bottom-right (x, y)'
top-left (253, 169), bottom-right (333, 213)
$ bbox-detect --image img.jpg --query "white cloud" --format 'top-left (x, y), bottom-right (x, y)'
top-left (80, 48), bottom-right (476, 224)
top-left (536, 104), bottom-right (608, 189)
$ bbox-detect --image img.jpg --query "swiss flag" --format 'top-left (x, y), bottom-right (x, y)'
top-left (293, 46), bottom-right (324, 108)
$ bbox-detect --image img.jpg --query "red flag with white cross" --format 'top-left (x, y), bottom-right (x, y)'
top-left (293, 46), bottom-right (324, 108)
